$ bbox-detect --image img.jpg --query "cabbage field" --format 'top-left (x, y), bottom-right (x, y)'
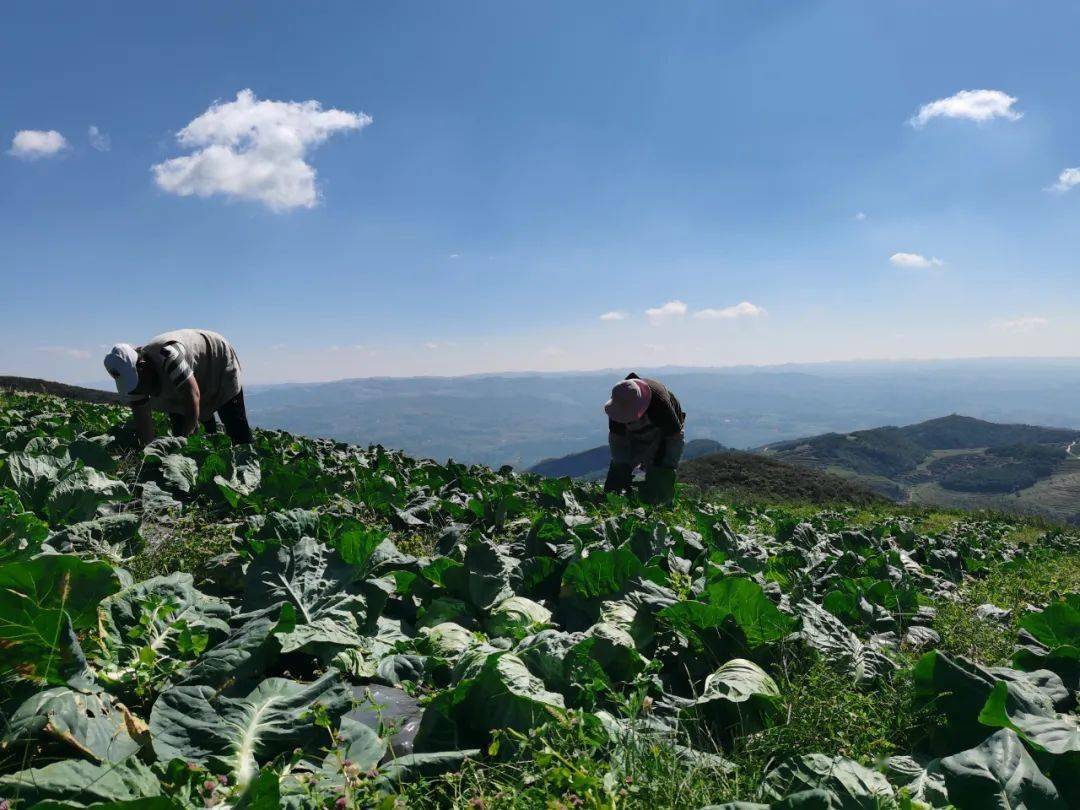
top-left (0, 390), bottom-right (1078, 809)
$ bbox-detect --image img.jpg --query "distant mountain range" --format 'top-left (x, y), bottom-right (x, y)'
top-left (9, 372), bottom-right (1080, 523)
top-left (761, 414), bottom-right (1080, 524)
top-left (241, 358), bottom-right (1080, 469)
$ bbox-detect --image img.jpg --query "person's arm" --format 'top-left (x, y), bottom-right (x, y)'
top-left (132, 399), bottom-right (155, 446)
top-left (175, 375), bottom-right (201, 436)
top-left (604, 429), bottom-right (635, 492)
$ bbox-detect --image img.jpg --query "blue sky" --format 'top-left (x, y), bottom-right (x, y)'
top-left (2, 1), bottom-right (1079, 384)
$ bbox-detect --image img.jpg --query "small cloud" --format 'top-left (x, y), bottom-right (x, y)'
top-left (8, 129), bottom-right (68, 159)
top-left (88, 125), bottom-right (111, 152)
top-left (643, 344), bottom-right (664, 353)
top-left (645, 300), bottom-right (688, 324)
top-left (1047, 167), bottom-right (1080, 194)
top-left (448, 253), bottom-right (460, 259)
top-left (424, 342), bottom-right (441, 350)
top-left (152, 89), bottom-right (371, 212)
top-left (540, 346), bottom-right (564, 357)
top-left (599, 310), bottom-right (628, 321)
top-left (890, 252), bottom-right (944, 269)
top-left (996, 316), bottom-right (1049, 333)
top-left (36, 346), bottom-right (91, 360)
top-left (854, 212), bottom-right (867, 221)
top-left (908, 89), bottom-right (1021, 128)
top-left (694, 301), bottom-right (768, 320)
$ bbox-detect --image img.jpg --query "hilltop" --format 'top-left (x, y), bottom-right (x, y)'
top-left (762, 414), bottom-right (1080, 524)
top-left (1, 388), bottom-right (1078, 808)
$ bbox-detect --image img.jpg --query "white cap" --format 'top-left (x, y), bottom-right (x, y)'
top-left (103, 344), bottom-right (139, 395)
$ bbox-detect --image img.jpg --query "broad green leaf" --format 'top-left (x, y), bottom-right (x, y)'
top-left (562, 546), bottom-right (645, 600)
top-left (660, 578), bottom-right (795, 658)
top-left (798, 600), bottom-right (895, 684)
top-left (0, 757), bottom-right (162, 806)
top-left (415, 652), bottom-right (565, 751)
top-left (241, 537), bottom-right (366, 655)
top-left (1020, 596), bottom-right (1080, 649)
top-left (213, 446), bottom-right (262, 506)
top-left (914, 650), bottom-right (1058, 750)
top-left (979, 680), bottom-right (1080, 755)
top-left (47, 467), bottom-right (130, 525)
top-left (420, 622), bottom-right (477, 660)
top-left (689, 658), bottom-right (781, 737)
top-left (0, 554), bottom-right (121, 684)
top-left (49, 512), bottom-right (141, 562)
top-left (2, 684), bottom-right (142, 763)
top-left (484, 596), bottom-right (552, 640)
top-left (97, 573), bottom-right (233, 686)
top-left (883, 755), bottom-right (949, 808)
top-left (759, 753), bottom-right (895, 809)
top-left (0, 487), bottom-right (49, 562)
top-left (150, 672), bottom-right (352, 787)
top-left (938, 728), bottom-right (1064, 809)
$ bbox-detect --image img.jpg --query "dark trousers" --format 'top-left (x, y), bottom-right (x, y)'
top-left (170, 389), bottom-right (253, 444)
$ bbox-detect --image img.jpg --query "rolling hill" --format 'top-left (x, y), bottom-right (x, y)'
top-left (762, 414), bottom-right (1080, 524)
top-left (678, 449), bottom-right (888, 507)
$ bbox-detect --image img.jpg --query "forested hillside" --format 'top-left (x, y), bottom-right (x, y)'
top-left (763, 415), bottom-right (1080, 524)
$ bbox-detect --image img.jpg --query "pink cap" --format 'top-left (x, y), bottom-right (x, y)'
top-left (604, 379), bottom-right (652, 423)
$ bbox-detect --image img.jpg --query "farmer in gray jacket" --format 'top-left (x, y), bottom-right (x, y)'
top-left (103, 329), bottom-right (253, 446)
top-left (603, 373), bottom-right (686, 503)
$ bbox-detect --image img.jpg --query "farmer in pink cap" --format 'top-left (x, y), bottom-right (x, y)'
top-left (603, 373), bottom-right (686, 502)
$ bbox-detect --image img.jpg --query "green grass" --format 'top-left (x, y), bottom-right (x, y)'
top-left (125, 510), bottom-right (237, 582)
top-left (392, 655), bottom-right (932, 809)
top-left (933, 546), bottom-right (1080, 666)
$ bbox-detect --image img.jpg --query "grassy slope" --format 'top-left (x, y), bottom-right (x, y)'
top-left (4, 388), bottom-right (1079, 809)
top-left (680, 449), bottom-right (890, 508)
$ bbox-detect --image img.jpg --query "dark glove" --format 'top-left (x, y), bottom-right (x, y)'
top-left (604, 461), bottom-right (634, 493)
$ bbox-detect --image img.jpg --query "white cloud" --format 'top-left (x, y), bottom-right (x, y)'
top-left (645, 300), bottom-right (688, 323)
top-left (8, 130), bottom-right (68, 159)
top-left (599, 310), bottom-right (628, 321)
top-left (425, 342), bottom-right (441, 350)
top-left (88, 125), bottom-right (110, 152)
top-left (854, 212), bottom-right (867, 221)
top-left (1047, 167), bottom-right (1080, 193)
top-left (908, 89), bottom-right (1021, 128)
top-left (151, 89), bottom-right (371, 211)
top-left (448, 253), bottom-right (460, 259)
top-left (694, 301), bottom-right (768, 320)
top-left (890, 252), bottom-right (944, 269)
top-left (36, 346), bottom-right (91, 360)
top-left (996, 316), bottom-right (1049, 333)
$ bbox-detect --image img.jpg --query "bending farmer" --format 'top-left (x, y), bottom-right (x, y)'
top-left (603, 373), bottom-right (686, 503)
top-left (103, 329), bottom-right (253, 446)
